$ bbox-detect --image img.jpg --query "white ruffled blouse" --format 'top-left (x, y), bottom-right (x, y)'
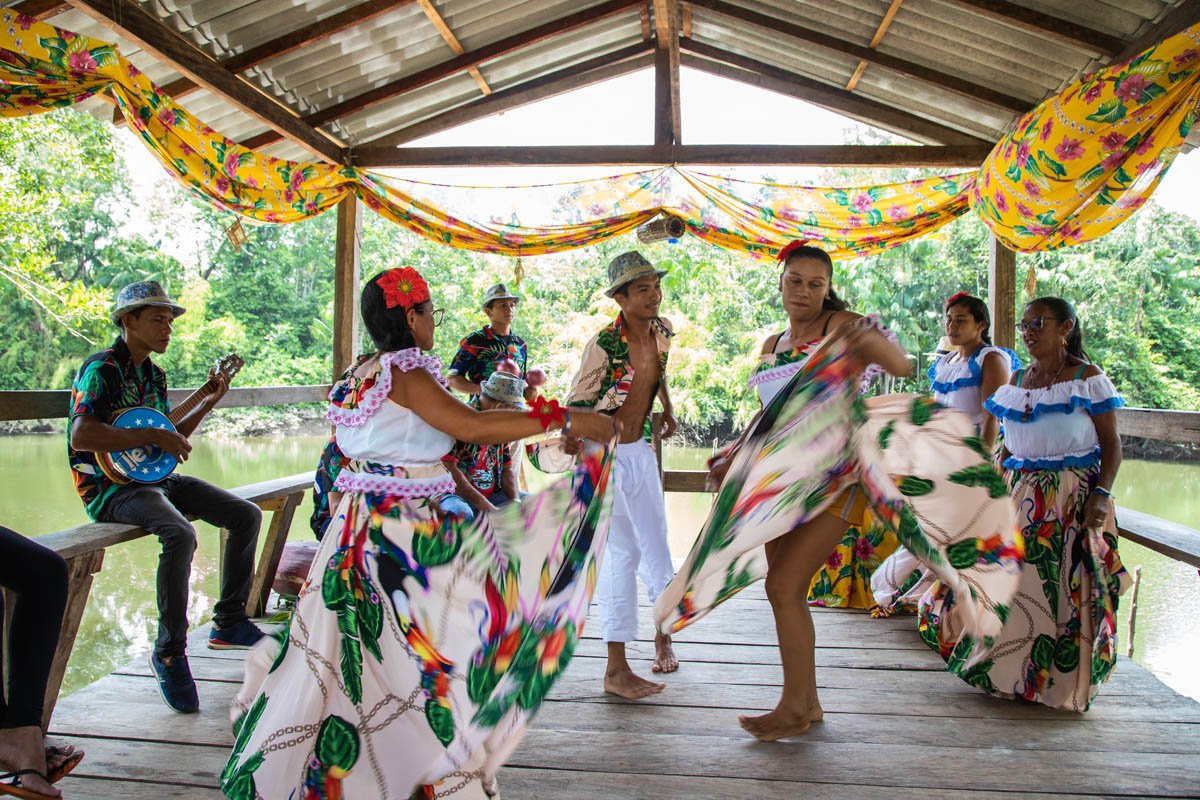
top-left (985, 372), bottom-right (1124, 471)
top-left (928, 346), bottom-right (1020, 426)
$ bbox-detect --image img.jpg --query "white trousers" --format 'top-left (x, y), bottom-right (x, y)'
top-left (595, 439), bottom-right (674, 643)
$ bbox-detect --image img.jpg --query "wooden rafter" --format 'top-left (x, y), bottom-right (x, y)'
top-left (688, 0), bottom-right (1030, 113)
top-left (114, 0), bottom-right (415, 126)
top-left (682, 2), bottom-right (692, 37)
top-left (1115, 1), bottom-right (1200, 63)
top-left (244, 0), bottom-right (644, 151)
top-left (640, 3), bottom-right (651, 41)
top-left (9, 0), bottom-right (69, 20)
top-left (357, 44), bottom-right (654, 150)
top-left (416, 0), bottom-right (492, 95)
top-left (353, 143), bottom-right (992, 168)
top-left (846, 0), bottom-right (904, 92)
top-left (653, 0), bottom-right (682, 145)
top-left (63, 0), bottom-right (343, 162)
top-left (680, 42), bottom-right (989, 146)
top-left (937, 0), bottom-right (1125, 56)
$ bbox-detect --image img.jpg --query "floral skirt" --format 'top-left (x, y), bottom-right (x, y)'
top-left (807, 496), bottom-right (899, 610)
top-left (221, 443), bottom-right (615, 800)
top-left (919, 465), bottom-right (1130, 711)
top-left (655, 339), bottom-right (1022, 666)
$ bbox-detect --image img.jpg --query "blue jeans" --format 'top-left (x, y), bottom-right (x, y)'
top-left (439, 491), bottom-right (524, 523)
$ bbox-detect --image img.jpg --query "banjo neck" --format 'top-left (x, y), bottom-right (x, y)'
top-left (165, 377), bottom-right (221, 426)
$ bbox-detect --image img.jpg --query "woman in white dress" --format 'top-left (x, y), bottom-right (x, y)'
top-left (221, 267), bottom-right (617, 800)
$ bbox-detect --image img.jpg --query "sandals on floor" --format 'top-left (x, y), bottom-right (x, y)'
top-left (44, 747), bottom-right (83, 784)
top-left (0, 769), bottom-right (58, 800)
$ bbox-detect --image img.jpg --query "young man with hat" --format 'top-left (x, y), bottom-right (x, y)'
top-left (566, 250), bottom-right (680, 700)
top-left (439, 371), bottom-right (528, 521)
top-left (67, 281), bottom-right (264, 714)
top-left (447, 282), bottom-right (535, 404)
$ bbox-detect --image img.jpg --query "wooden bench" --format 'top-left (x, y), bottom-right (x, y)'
top-left (28, 471), bottom-right (312, 725)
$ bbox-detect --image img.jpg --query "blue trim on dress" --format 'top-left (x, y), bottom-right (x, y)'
top-left (1003, 449), bottom-right (1101, 471)
top-left (985, 393), bottom-right (1124, 422)
top-left (928, 348), bottom-right (1021, 395)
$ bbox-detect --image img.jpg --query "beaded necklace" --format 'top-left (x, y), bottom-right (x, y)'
top-left (1021, 357), bottom-right (1069, 422)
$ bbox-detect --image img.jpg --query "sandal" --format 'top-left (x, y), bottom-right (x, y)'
top-left (0, 769), bottom-right (58, 800)
top-left (44, 748), bottom-right (83, 784)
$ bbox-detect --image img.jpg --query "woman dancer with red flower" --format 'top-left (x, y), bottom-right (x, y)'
top-left (222, 267), bottom-right (618, 800)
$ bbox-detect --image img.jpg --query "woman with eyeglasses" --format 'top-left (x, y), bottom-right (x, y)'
top-left (222, 267), bottom-right (620, 800)
top-left (922, 296), bottom-right (1130, 711)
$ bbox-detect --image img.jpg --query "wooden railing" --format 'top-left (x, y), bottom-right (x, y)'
top-left (26, 472), bottom-right (311, 725)
top-left (0, 385), bottom-right (333, 421)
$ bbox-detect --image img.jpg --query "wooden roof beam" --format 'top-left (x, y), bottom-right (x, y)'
top-left (357, 43), bottom-right (655, 150)
top-left (653, 0), bottom-right (682, 145)
top-left (354, 143), bottom-right (992, 168)
top-left (416, 0), bottom-right (492, 95)
top-left (680, 41), bottom-right (991, 147)
top-left (114, 0), bottom-right (415, 127)
top-left (1116, 1), bottom-right (1200, 63)
top-left (64, 0), bottom-right (344, 162)
top-left (846, 0), bottom-right (904, 92)
top-left (10, 0), bottom-right (69, 19)
top-left (687, 0), bottom-right (1030, 113)
top-left (936, 0), bottom-right (1125, 56)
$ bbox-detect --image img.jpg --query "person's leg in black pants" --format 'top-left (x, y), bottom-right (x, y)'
top-left (0, 525), bottom-right (69, 797)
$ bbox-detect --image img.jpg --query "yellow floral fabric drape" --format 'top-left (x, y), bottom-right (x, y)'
top-left (2, 8), bottom-right (1199, 258)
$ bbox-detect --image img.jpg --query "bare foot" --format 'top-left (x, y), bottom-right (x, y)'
top-left (652, 632), bottom-right (679, 674)
top-left (0, 726), bottom-right (61, 797)
top-left (737, 706), bottom-right (822, 741)
top-left (604, 665), bottom-right (666, 700)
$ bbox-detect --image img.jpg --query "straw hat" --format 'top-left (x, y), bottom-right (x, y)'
top-left (480, 371), bottom-right (528, 409)
top-left (604, 251), bottom-right (668, 298)
top-left (111, 281), bottom-right (186, 326)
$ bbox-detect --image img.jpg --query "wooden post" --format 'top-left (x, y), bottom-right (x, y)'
top-left (989, 236), bottom-right (1017, 350)
top-left (246, 492), bottom-right (304, 617)
top-left (333, 197), bottom-right (361, 381)
top-left (43, 550), bottom-right (105, 727)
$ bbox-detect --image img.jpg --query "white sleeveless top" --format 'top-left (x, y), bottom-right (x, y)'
top-left (326, 349), bottom-right (456, 496)
top-left (985, 371), bottom-right (1123, 471)
top-left (928, 346), bottom-right (1020, 426)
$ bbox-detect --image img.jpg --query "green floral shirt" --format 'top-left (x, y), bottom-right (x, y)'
top-left (566, 313), bottom-right (673, 441)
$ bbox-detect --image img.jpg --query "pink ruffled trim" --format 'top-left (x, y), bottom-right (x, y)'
top-left (334, 470), bottom-right (455, 498)
top-left (748, 360), bottom-right (803, 390)
top-left (326, 348), bottom-right (448, 427)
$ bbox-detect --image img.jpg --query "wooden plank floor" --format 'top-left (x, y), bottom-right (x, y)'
top-left (48, 585), bottom-right (1200, 799)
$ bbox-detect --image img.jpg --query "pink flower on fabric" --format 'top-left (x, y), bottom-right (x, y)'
top-left (825, 551), bottom-right (844, 569)
top-left (852, 193), bottom-right (873, 212)
top-left (855, 539), bottom-right (875, 559)
top-left (1016, 140), bottom-right (1031, 167)
top-left (886, 204), bottom-right (908, 221)
top-left (0, 50), bottom-right (16, 64)
top-left (1100, 132), bottom-right (1127, 151)
top-left (1102, 151), bottom-right (1125, 169)
top-left (1055, 137), bottom-right (1085, 160)
top-left (215, 176), bottom-right (230, 194)
top-left (17, 95), bottom-right (39, 107)
top-left (994, 191), bottom-right (1009, 212)
top-left (364, 194), bottom-right (381, 210)
top-left (127, 63), bottom-right (141, 78)
top-left (1062, 222), bottom-right (1084, 240)
top-left (1040, 119), bottom-right (1054, 142)
top-left (1083, 83), bottom-right (1105, 103)
top-left (1022, 181), bottom-right (1042, 197)
top-left (290, 169), bottom-right (305, 190)
top-left (1135, 135), bottom-right (1156, 155)
top-left (15, 13), bottom-right (36, 29)
top-left (1135, 161), bottom-right (1157, 177)
top-left (157, 108), bottom-right (177, 128)
top-left (1176, 50), bottom-right (1199, 67)
top-left (224, 152), bottom-right (240, 176)
top-left (1115, 74), bottom-right (1151, 103)
top-left (1028, 224), bottom-right (1055, 237)
top-left (847, 215), bottom-right (863, 227)
top-left (284, 189), bottom-right (295, 203)
top-left (68, 51), bottom-right (98, 72)
top-left (1016, 202), bottom-right (1034, 217)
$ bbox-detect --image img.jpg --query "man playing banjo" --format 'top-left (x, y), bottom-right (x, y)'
top-left (67, 281), bottom-right (264, 714)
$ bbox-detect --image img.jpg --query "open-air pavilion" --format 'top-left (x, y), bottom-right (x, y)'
top-left (2, 0), bottom-right (1200, 797)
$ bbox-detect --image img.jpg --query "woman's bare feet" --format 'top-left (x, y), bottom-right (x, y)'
top-left (0, 726), bottom-right (61, 798)
top-left (738, 704), bottom-right (824, 741)
top-left (651, 632), bottom-right (679, 674)
top-left (604, 665), bottom-right (666, 700)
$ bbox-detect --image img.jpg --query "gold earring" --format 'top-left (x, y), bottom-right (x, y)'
top-left (1061, 337), bottom-right (1067, 346)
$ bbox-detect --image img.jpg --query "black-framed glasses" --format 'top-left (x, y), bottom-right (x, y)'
top-left (431, 307), bottom-right (446, 327)
top-left (1017, 316), bottom-right (1061, 333)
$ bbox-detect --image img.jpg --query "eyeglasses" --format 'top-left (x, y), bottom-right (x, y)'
top-left (431, 308), bottom-right (445, 327)
top-left (1017, 316), bottom-right (1062, 333)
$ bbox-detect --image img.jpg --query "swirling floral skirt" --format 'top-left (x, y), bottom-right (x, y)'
top-left (919, 465), bottom-right (1130, 711)
top-left (221, 443), bottom-right (614, 800)
top-left (655, 340), bottom-right (1023, 670)
top-left (807, 500), bottom-right (899, 610)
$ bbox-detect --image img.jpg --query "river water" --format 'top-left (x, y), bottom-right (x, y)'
top-left (2, 434), bottom-right (1197, 700)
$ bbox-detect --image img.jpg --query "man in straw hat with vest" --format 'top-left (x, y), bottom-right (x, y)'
top-left (67, 281), bottom-right (264, 715)
top-left (447, 282), bottom-right (536, 405)
top-left (566, 250), bottom-right (680, 700)
top-left (439, 371), bottom-right (529, 522)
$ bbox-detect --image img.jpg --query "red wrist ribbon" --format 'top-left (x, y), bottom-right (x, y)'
top-left (527, 396), bottom-right (567, 432)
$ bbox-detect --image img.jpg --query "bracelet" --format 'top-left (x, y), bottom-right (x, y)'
top-left (561, 410), bottom-right (572, 438)
top-left (526, 396), bottom-right (567, 432)
top-left (1090, 486), bottom-right (1112, 498)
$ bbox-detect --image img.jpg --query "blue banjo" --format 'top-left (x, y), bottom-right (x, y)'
top-left (97, 353), bottom-right (243, 484)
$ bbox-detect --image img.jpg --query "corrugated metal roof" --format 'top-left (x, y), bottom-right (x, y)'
top-left (6, 0), bottom-right (1192, 159)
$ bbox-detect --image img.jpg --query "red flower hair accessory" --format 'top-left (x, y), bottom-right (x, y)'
top-left (775, 240), bottom-right (811, 263)
top-left (377, 267), bottom-right (431, 310)
top-left (527, 396), bottom-right (568, 432)
top-left (944, 291), bottom-right (970, 309)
